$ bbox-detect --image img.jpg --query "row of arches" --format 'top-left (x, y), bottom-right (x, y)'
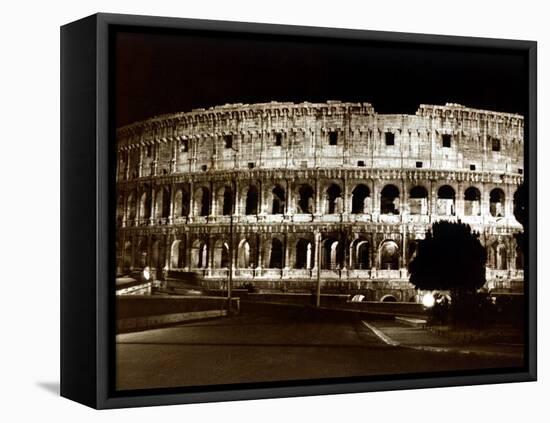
top-left (122, 236), bottom-right (403, 272)
top-left (118, 183), bottom-right (511, 225)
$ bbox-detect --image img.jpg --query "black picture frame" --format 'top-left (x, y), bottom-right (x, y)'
top-left (60, 12), bottom-right (537, 409)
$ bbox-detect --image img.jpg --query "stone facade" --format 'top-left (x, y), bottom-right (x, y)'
top-left (115, 101), bottom-right (524, 301)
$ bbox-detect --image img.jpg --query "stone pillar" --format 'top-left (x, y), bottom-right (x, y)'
top-left (124, 150), bottom-right (130, 181)
top-left (138, 146), bottom-right (143, 178)
top-left (285, 179), bottom-right (292, 216)
top-left (284, 233), bottom-right (291, 269)
top-left (480, 183), bottom-right (489, 218)
top-left (233, 180), bottom-right (240, 216)
top-left (168, 182), bottom-right (175, 224)
top-left (401, 179), bottom-right (408, 219)
top-left (314, 175), bottom-right (321, 216)
top-left (342, 176), bottom-right (349, 216)
top-left (170, 138), bottom-right (177, 173)
top-left (372, 179), bottom-right (380, 217)
top-left (151, 143), bottom-right (158, 176)
top-left (149, 186), bottom-right (156, 226)
top-left (189, 180), bottom-right (195, 218)
top-left (210, 181), bottom-right (216, 218)
top-left (256, 233), bottom-right (263, 271)
top-left (455, 181), bottom-right (464, 218)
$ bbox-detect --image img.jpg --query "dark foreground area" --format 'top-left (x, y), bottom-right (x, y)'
top-left (116, 306), bottom-right (523, 391)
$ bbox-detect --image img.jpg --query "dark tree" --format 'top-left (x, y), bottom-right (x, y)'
top-left (409, 221), bottom-right (487, 324)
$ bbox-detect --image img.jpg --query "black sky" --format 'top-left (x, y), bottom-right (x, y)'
top-left (115, 28), bottom-right (528, 128)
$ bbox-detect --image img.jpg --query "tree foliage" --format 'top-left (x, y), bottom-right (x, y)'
top-left (409, 221), bottom-right (486, 293)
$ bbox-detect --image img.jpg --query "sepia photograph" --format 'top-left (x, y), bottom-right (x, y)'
top-left (112, 24), bottom-right (530, 393)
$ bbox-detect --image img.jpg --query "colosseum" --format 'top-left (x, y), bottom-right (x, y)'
top-left (115, 101), bottom-right (525, 302)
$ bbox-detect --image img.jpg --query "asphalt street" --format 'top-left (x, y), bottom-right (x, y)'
top-left (116, 307), bottom-right (523, 391)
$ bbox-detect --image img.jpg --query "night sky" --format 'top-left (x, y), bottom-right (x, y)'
top-left (114, 28), bottom-right (528, 128)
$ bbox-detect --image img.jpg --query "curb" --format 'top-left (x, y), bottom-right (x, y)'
top-left (361, 320), bottom-right (522, 359)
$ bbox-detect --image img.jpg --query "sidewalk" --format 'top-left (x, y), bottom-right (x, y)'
top-left (362, 320), bottom-right (524, 359)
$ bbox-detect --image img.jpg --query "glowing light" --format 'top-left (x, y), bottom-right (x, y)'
top-left (142, 267), bottom-right (151, 281)
top-left (422, 292), bottom-right (435, 308)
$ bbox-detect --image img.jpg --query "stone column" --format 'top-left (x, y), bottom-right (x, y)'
top-left (189, 180), bottom-right (195, 219)
top-left (149, 186), bottom-right (156, 226)
top-left (170, 138), bottom-right (177, 173)
top-left (256, 233), bottom-right (263, 271)
top-left (314, 174), bottom-right (321, 217)
top-left (168, 182), bottom-right (175, 224)
top-left (210, 181), bottom-right (216, 218)
top-left (138, 145), bottom-right (143, 178)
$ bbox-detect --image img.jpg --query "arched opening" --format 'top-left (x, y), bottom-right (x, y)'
top-left (151, 239), bottom-right (162, 269)
top-left (490, 188), bottom-right (505, 217)
top-left (464, 187), bottom-right (481, 216)
top-left (381, 295), bottom-right (398, 302)
top-left (221, 243), bottom-right (230, 268)
top-left (191, 239), bottom-right (208, 268)
top-left (381, 185), bottom-right (400, 215)
top-left (139, 191), bottom-right (152, 220)
top-left (325, 183), bottom-right (343, 214)
top-left (379, 240), bottom-right (400, 270)
top-left (238, 239), bottom-right (251, 268)
top-left (272, 185), bottom-right (286, 214)
top-left (213, 240), bottom-right (230, 268)
top-left (222, 187), bottom-right (233, 215)
top-left (123, 241), bottom-right (132, 271)
top-left (496, 244), bottom-right (507, 270)
top-left (127, 191), bottom-right (136, 221)
top-left (269, 238), bottom-right (284, 269)
top-left (296, 239), bottom-right (312, 269)
top-left (194, 187), bottom-right (210, 217)
top-left (355, 241), bottom-right (370, 269)
top-left (409, 186), bottom-right (428, 215)
top-left (245, 186), bottom-right (259, 215)
top-left (156, 187), bottom-right (171, 219)
top-left (351, 184), bottom-right (371, 214)
top-left (322, 238), bottom-right (342, 270)
top-left (173, 187), bottom-right (190, 217)
top-left (297, 184), bottom-right (314, 213)
top-left (437, 185), bottom-right (456, 215)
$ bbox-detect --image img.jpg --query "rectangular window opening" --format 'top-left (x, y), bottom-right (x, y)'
top-left (329, 131), bottom-right (338, 145)
top-left (442, 134), bottom-right (452, 148)
top-left (357, 160), bottom-right (366, 167)
top-left (248, 162), bottom-right (255, 169)
top-left (181, 139), bottom-right (188, 152)
top-left (470, 164), bottom-right (476, 171)
top-left (224, 135), bottom-right (233, 149)
top-left (416, 161), bottom-right (423, 168)
top-left (275, 132), bottom-right (282, 146)
top-left (385, 132), bottom-right (395, 146)
top-left (491, 137), bottom-right (501, 152)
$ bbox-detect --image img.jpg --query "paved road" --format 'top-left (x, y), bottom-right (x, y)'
top-left (116, 307), bottom-right (523, 391)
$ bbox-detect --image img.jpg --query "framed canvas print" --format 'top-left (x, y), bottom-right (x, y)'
top-left (60, 13), bottom-right (537, 409)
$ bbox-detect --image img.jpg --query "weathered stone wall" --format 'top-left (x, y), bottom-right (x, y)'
top-left (115, 101), bottom-right (524, 300)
